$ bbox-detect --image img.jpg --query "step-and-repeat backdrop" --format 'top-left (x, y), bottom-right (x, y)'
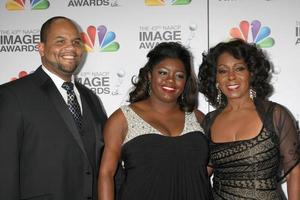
top-left (1, 0), bottom-right (300, 196)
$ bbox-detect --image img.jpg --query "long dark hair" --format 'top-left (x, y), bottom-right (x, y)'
top-left (198, 39), bottom-right (273, 108)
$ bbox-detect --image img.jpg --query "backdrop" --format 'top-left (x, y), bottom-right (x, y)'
top-left (1, 0), bottom-right (299, 196)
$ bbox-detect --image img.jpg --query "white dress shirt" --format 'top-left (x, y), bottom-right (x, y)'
top-left (41, 66), bottom-right (82, 113)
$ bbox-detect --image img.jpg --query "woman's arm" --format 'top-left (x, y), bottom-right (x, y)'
top-left (195, 110), bottom-right (215, 179)
top-left (272, 103), bottom-right (300, 200)
top-left (98, 109), bottom-right (127, 200)
top-left (195, 109), bottom-right (214, 177)
top-left (287, 164), bottom-right (300, 200)
top-left (207, 166), bottom-right (214, 177)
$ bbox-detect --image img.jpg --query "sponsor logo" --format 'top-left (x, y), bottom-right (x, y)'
top-left (111, 69), bottom-right (126, 96)
top-left (77, 69), bottom-right (126, 96)
top-left (10, 70), bottom-right (31, 81)
top-left (77, 71), bottom-right (111, 95)
top-left (145, 0), bottom-right (191, 6)
top-left (139, 25), bottom-right (182, 49)
top-left (67, 0), bottom-right (112, 7)
top-left (0, 29), bottom-right (40, 52)
top-left (230, 20), bottom-right (275, 48)
top-left (81, 25), bottom-right (120, 52)
top-left (6, 0), bottom-right (50, 10)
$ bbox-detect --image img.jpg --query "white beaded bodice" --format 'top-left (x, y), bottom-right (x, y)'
top-left (120, 105), bottom-right (204, 145)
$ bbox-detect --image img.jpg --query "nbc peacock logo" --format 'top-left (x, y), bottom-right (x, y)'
top-left (230, 20), bottom-right (275, 48)
top-left (81, 25), bottom-right (120, 52)
top-left (145, 0), bottom-right (191, 6)
top-left (10, 70), bottom-right (32, 81)
top-left (6, 0), bottom-right (50, 10)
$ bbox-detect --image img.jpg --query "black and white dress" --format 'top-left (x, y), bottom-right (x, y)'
top-left (202, 100), bottom-right (300, 200)
top-left (118, 105), bottom-right (212, 200)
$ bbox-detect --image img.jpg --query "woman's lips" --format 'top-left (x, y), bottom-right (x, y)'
top-left (227, 84), bottom-right (239, 90)
top-left (162, 86), bottom-right (176, 92)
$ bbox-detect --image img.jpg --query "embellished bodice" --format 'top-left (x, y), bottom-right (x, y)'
top-left (120, 105), bottom-right (203, 144)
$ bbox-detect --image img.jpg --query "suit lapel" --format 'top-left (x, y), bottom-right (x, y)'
top-left (77, 83), bottom-right (105, 167)
top-left (32, 67), bottom-right (89, 161)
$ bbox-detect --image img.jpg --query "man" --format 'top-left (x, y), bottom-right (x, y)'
top-left (0, 16), bottom-right (107, 200)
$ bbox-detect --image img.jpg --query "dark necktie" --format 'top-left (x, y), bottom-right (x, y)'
top-left (62, 82), bottom-right (82, 130)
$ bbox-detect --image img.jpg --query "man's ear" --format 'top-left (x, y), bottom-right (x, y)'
top-left (37, 42), bottom-right (45, 57)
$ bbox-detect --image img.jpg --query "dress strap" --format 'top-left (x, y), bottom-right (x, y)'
top-left (120, 106), bottom-right (204, 144)
top-left (120, 105), bottom-right (157, 145)
top-left (184, 112), bottom-right (204, 134)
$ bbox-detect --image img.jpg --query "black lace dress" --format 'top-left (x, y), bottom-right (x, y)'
top-left (202, 100), bottom-right (300, 200)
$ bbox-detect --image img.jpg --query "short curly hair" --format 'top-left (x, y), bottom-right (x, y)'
top-left (198, 39), bottom-right (273, 108)
top-left (129, 42), bottom-right (198, 112)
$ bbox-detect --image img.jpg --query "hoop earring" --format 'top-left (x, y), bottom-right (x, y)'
top-left (250, 87), bottom-right (256, 100)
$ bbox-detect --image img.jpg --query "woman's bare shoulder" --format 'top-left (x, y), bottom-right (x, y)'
top-left (105, 107), bottom-right (128, 131)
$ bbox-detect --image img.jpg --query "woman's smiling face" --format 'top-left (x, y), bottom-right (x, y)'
top-left (216, 52), bottom-right (251, 101)
top-left (149, 58), bottom-right (186, 104)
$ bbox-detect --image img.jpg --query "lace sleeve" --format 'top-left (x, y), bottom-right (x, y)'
top-left (201, 113), bottom-right (211, 137)
top-left (201, 112), bottom-right (217, 168)
top-left (272, 104), bottom-right (300, 180)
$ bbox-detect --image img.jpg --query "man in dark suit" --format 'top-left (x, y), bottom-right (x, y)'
top-left (0, 16), bottom-right (107, 200)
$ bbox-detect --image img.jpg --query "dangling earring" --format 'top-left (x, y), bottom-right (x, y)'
top-left (181, 94), bottom-right (185, 104)
top-left (250, 87), bottom-right (256, 100)
top-left (147, 80), bottom-right (151, 95)
top-left (216, 83), bottom-right (222, 106)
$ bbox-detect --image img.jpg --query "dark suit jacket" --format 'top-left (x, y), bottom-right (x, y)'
top-left (0, 67), bottom-right (107, 200)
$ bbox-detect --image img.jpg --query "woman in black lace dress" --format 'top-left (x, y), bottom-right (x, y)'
top-left (198, 39), bottom-right (300, 199)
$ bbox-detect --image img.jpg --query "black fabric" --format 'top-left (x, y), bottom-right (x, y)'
top-left (0, 67), bottom-right (107, 200)
top-left (119, 132), bottom-right (212, 200)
